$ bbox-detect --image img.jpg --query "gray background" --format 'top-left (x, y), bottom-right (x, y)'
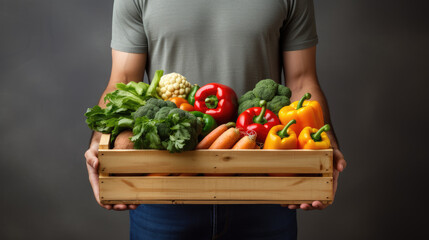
top-left (1, 0), bottom-right (428, 239)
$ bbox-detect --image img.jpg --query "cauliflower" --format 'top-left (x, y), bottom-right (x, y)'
top-left (156, 73), bottom-right (192, 100)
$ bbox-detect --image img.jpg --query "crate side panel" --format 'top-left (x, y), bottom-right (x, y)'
top-left (99, 176), bottom-right (333, 202)
top-left (98, 149), bottom-right (332, 174)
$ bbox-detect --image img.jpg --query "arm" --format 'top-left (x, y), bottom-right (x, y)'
top-left (84, 49), bottom-right (146, 210)
top-left (282, 46), bottom-right (346, 210)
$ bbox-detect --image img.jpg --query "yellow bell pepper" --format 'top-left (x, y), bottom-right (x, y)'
top-left (263, 120), bottom-right (297, 149)
top-left (278, 93), bottom-right (324, 135)
top-left (298, 124), bottom-right (331, 149)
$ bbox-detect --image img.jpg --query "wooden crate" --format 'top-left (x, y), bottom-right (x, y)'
top-left (98, 134), bottom-right (333, 205)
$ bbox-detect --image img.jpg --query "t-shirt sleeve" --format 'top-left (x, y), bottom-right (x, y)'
top-left (280, 0), bottom-right (318, 51)
top-left (111, 0), bottom-right (147, 53)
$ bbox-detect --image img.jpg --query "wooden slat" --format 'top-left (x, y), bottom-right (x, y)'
top-left (99, 149), bottom-right (333, 174)
top-left (99, 134), bottom-right (110, 150)
top-left (99, 176), bottom-right (333, 202)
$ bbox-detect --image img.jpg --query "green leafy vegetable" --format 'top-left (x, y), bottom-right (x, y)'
top-left (85, 81), bottom-right (149, 140)
top-left (131, 110), bottom-right (202, 153)
top-left (85, 70), bottom-right (202, 152)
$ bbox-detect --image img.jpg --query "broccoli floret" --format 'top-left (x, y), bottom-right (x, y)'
top-left (145, 98), bottom-right (170, 108)
top-left (156, 122), bottom-right (170, 140)
top-left (252, 79), bottom-right (278, 101)
top-left (167, 108), bottom-right (200, 130)
top-left (134, 99), bottom-right (178, 120)
top-left (238, 91), bottom-right (255, 105)
top-left (168, 108), bottom-right (188, 119)
top-left (134, 105), bottom-right (159, 119)
top-left (267, 96), bottom-right (291, 115)
top-left (277, 85), bottom-right (292, 98)
top-left (165, 100), bottom-right (177, 108)
top-left (238, 97), bottom-right (261, 114)
top-left (154, 106), bottom-right (175, 120)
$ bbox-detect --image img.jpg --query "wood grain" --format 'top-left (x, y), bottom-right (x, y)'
top-left (99, 149), bottom-right (332, 174)
top-left (99, 176), bottom-right (333, 202)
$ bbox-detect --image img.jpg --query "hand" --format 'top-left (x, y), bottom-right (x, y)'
top-left (85, 145), bottom-right (139, 211)
top-left (282, 147), bottom-right (346, 210)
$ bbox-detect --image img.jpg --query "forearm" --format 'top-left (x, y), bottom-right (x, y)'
top-left (89, 50), bottom-right (147, 147)
top-left (283, 47), bottom-right (340, 149)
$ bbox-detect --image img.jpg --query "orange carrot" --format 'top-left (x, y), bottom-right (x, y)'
top-left (196, 122), bottom-right (235, 149)
top-left (209, 128), bottom-right (241, 149)
top-left (232, 135), bottom-right (256, 149)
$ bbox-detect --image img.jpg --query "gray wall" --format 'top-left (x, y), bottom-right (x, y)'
top-left (1, 0), bottom-right (427, 239)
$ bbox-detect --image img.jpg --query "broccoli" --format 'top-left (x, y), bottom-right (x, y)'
top-left (134, 98), bottom-right (177, 119)
top-left (167, 108), bottom-right (201, 130)
top-left (238, 97), bottom-right (261, 114)
top-left (156, 122), bottom-right (170, 140)
top-left (267, 96), bottom-right (291, 115)
top-left (165, 100), bottom-right (177, 108)
top-left (252, 79), bottom-right (278, 101)
top-left (167, 108), bottom-right (189, 119)
top-left (134, 105), bottom-right (159, 119)
top-left (238, 91), bottom-right (255, 105)
top-left (154, 106), bottom-right (175, 120)
top-left (238, 79), bottom-right (292, 116)
top-left (277, 84), bottom-right (292, 98)
top-left (146, 98), bottom-right (172, 108)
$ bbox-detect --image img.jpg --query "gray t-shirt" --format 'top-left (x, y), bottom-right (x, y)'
top-left (111, 0), bottom-right (318, 95)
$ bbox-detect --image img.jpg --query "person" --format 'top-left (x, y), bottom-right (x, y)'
top-left (84, 0), bottom-right (347, 239)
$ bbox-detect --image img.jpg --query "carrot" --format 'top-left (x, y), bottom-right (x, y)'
top-left (196, 122), bottom-right (235, 149)
top-left (209, 127), bottom-right (241, 149)
top-left (232, 135), bottom-right (256, 149)
top-left (254, 144), bottom-right (261, 149)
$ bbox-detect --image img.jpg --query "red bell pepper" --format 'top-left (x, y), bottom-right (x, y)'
top-left (194, 83), bottom-right (238, 124)
top-left (236, 100), bottom-right (280, 143)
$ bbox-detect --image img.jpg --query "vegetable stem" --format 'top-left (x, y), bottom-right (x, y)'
top-left (296, 93), bottom-right (311, 110)
top-left (311, 124), bottom-right (330, 142)
top-left (253, 100), bottom-right (268, 124)
top-left (146, 70), bottom-right (164, 99)
top-left (205, 95), bottom-right (219, 109)
top-left (277, 119), bottom-right (296, 138)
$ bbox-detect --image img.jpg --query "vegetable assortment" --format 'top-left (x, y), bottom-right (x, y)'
top-left (85, 71), bottom-right (332, 153)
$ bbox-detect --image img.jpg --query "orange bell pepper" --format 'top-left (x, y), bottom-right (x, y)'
top-left (298, 124), bottom-right (331, 149)
top-left (263, 120), bottom-right (297, 149)
top-left (278, 93), bottom-right (324, 135)
top-left (168, 97), bottom-right (195, 111)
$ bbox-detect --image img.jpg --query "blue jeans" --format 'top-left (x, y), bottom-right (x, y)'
top-left (130, 204), bottom-right (297, 240)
